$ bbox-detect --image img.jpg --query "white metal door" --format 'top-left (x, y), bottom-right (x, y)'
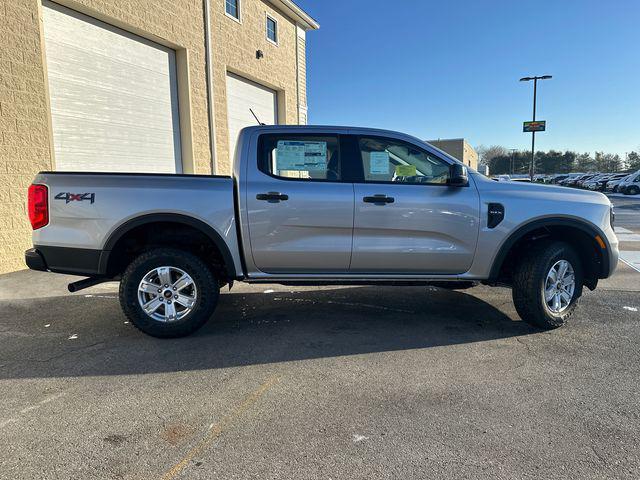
top-left (42, 1), bottom-right (182, 173)
top-left (226, 73), bottom-right (277, 161)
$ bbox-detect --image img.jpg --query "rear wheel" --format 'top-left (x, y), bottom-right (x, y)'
top-left (119, 248), bottom-right (219, 338)
top-left (512, 241), bottom-right (583, 329)
top-left (627, 185), bottom-right (640, 195)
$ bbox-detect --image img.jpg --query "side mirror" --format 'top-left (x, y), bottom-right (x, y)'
top-left (448, 163), bottom-right (469, 187)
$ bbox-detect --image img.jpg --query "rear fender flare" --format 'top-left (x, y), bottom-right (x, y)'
top-left (99, 213), bottom-right (239, 279)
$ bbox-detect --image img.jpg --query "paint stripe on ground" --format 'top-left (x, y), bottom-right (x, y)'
top-left (615, 227), bottom-right (633, 234)
top-left (620, 251), bottom-right (640, 273)
top-left (617, 233), bottom-right (640, 242)
top-left (161, 376), bottom-right (279, 480)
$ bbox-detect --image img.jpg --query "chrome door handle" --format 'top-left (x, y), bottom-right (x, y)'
top-left (256, 192), bottom-right (289, 202)
top-left (363, 194), bottom-right (394, 205)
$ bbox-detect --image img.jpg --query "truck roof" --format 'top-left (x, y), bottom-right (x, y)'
top-left (240, 125), bottom-right (466, 166)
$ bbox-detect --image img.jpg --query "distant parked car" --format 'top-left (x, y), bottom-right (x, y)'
top-left (575, 174), bottom-right (599, 188)
top-left (595, 173), bottom-right (626, 192)
top-left (584, 174), bottom-right (611, 190)
top-left (549, 174), bottom-right (570, 184)
top-left (559, 174), bottom-right (585, 186)
top-left (569, 174), bottom-right (594, 188)
top-left (606, 174), bottom-right (630, 192)
top-left (620, 170), bottom-right (640, 195)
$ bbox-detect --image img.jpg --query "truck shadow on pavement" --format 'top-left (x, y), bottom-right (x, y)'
top-left (0, 286), bottom-right (537, 380)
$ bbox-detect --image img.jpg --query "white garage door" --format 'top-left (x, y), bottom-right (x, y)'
top-left (41, 1), bottom-right (182, 173)
top-left (226, 73), bottom-right (277, 160)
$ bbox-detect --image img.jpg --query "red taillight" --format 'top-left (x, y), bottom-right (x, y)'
top-left (28, 184), bottom-right (48, 230)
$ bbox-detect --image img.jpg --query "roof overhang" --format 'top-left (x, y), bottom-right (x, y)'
top-left (268, 0), bottom-right (319, 30)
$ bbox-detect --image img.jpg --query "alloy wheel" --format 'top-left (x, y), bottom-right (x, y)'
top-left (543, 260), bottom-right (575, 314)
top-left (137, 266), bottom-right (198, 322)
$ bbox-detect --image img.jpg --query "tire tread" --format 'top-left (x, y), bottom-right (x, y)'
top-left (512, 240), bottom-right (581, 329)
top-left (119, 248), bottom-right (219, 338)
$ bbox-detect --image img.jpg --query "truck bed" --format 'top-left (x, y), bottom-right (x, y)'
top-left (30, 171), bottom-right (242, 277)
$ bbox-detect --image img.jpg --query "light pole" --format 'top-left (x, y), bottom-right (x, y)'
top-left (520, 75), bottom-right (552, 180)
top-left (509, 148), bottom-right (517, 175)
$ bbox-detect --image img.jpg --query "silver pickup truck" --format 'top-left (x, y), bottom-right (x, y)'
top-left (26, 125), bottom-right (619, 337)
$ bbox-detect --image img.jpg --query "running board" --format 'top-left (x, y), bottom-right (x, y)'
top-left (68, 277), bottom-right (110, 292)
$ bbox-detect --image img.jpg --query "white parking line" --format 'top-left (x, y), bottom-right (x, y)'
top-left (617, 234), bottom-right (640, 242)
top-left (609, 193), bottom-right (639, 198)
top-left (0, 393), bottom-right (66, 429)
top-left (614, 227), bottom-right (640, 242)
top-left (620, 251), bottom-right (640, 273)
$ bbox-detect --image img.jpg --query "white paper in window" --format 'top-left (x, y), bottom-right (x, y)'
top-left (276, 141), bottom-right (305, 170)
top-left (303, 141), bottom-right (327, 171)
top-left (369, 151), bottom-right (390, 174)
top-left (276, 141), bottom-right (327, 172)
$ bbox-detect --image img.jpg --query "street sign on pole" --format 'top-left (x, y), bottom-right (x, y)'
top-left (523, 120), bottom-right (546, 132)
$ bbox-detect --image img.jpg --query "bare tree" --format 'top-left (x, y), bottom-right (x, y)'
top-left (476, 145), bottom-right (508, 165)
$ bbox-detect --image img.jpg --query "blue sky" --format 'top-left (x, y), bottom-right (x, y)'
top-left (295, 0), bottom-right (640, 156)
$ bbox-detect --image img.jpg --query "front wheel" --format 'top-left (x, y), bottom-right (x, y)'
top-left (119, 248), bottom-right (219, 338)
top-left (512, 241), bottom-right (583, 329)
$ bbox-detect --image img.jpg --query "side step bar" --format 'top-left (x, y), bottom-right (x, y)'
top-left (68, 277), bottom-right (110, 293)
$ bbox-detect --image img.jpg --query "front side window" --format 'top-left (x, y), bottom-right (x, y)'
top-left (260, 135), bottom-right (341, 181)
top-left (266, 16), bottom-right (278, 43)
top-left (358, 137), bottom-right (450, 184)
top-left (226, 0), bottom-right (239, 19)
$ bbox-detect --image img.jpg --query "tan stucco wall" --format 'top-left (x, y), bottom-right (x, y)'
top-left (463, 141), bottom-right (478, 171)
top-left (428, 139), bottom-right (478, 170)
top-left (211, 0), bottom-right (302, 174)
top-left (1, 1), bottom-right (56, 274)
top-left (0, 0), bottom-right (308, 274)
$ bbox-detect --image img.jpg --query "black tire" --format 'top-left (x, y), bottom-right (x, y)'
top-left (627, 185), bottom-right (640, 196)
top-left (512, 241), bottom-right (583, 329)
top-left (119, 248), bottom-right (219, 338)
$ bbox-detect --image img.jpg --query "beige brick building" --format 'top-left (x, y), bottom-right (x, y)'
top-left (0, 0), bottom-right (318, 273)
top-left (427, 138), bottom-right (478, 171)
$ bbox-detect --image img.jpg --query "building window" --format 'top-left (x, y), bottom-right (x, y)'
top-left (266, 15), bottom-right (278, 44)
top-left (225, 0), bottom-right (239, 20)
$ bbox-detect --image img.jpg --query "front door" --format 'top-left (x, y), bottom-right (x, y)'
top-left (246, 134), bottom-right (354, 274)
top-left (350, 135), bottom-right (480, 274)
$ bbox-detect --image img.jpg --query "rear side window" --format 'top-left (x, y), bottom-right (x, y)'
top-left (259, 135), bottom-right (341, 181)
top-left (358, 136), bottom-right (450, 185)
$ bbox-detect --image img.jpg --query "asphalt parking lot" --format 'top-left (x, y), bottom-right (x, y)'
top-left (1, 195), bottom-right (639, 480)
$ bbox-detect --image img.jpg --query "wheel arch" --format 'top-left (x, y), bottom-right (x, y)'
top-left (488, 217), bottom-right (611, 285)
top-left (99, 213), bottom-right (239, 279)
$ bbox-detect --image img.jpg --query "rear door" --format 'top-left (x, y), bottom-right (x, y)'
top-left (245, 133), bottom-right (354, 273)
top-left (350, 134), bottom-right (480, 274)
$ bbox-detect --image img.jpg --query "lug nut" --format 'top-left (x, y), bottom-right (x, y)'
top-left (164, 284), bottom-right (169, 288)
top-left (174, 295), bottom-right (178, 299)
top-left (167, 300), bottom-right (172, 304)
top-left (157, 288), bottom-right (162, 293)
top-left (173, 287), bottom-right (177, 291)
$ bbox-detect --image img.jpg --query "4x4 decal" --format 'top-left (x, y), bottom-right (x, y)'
top-left (54, 192), bottom-right (95, 204)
